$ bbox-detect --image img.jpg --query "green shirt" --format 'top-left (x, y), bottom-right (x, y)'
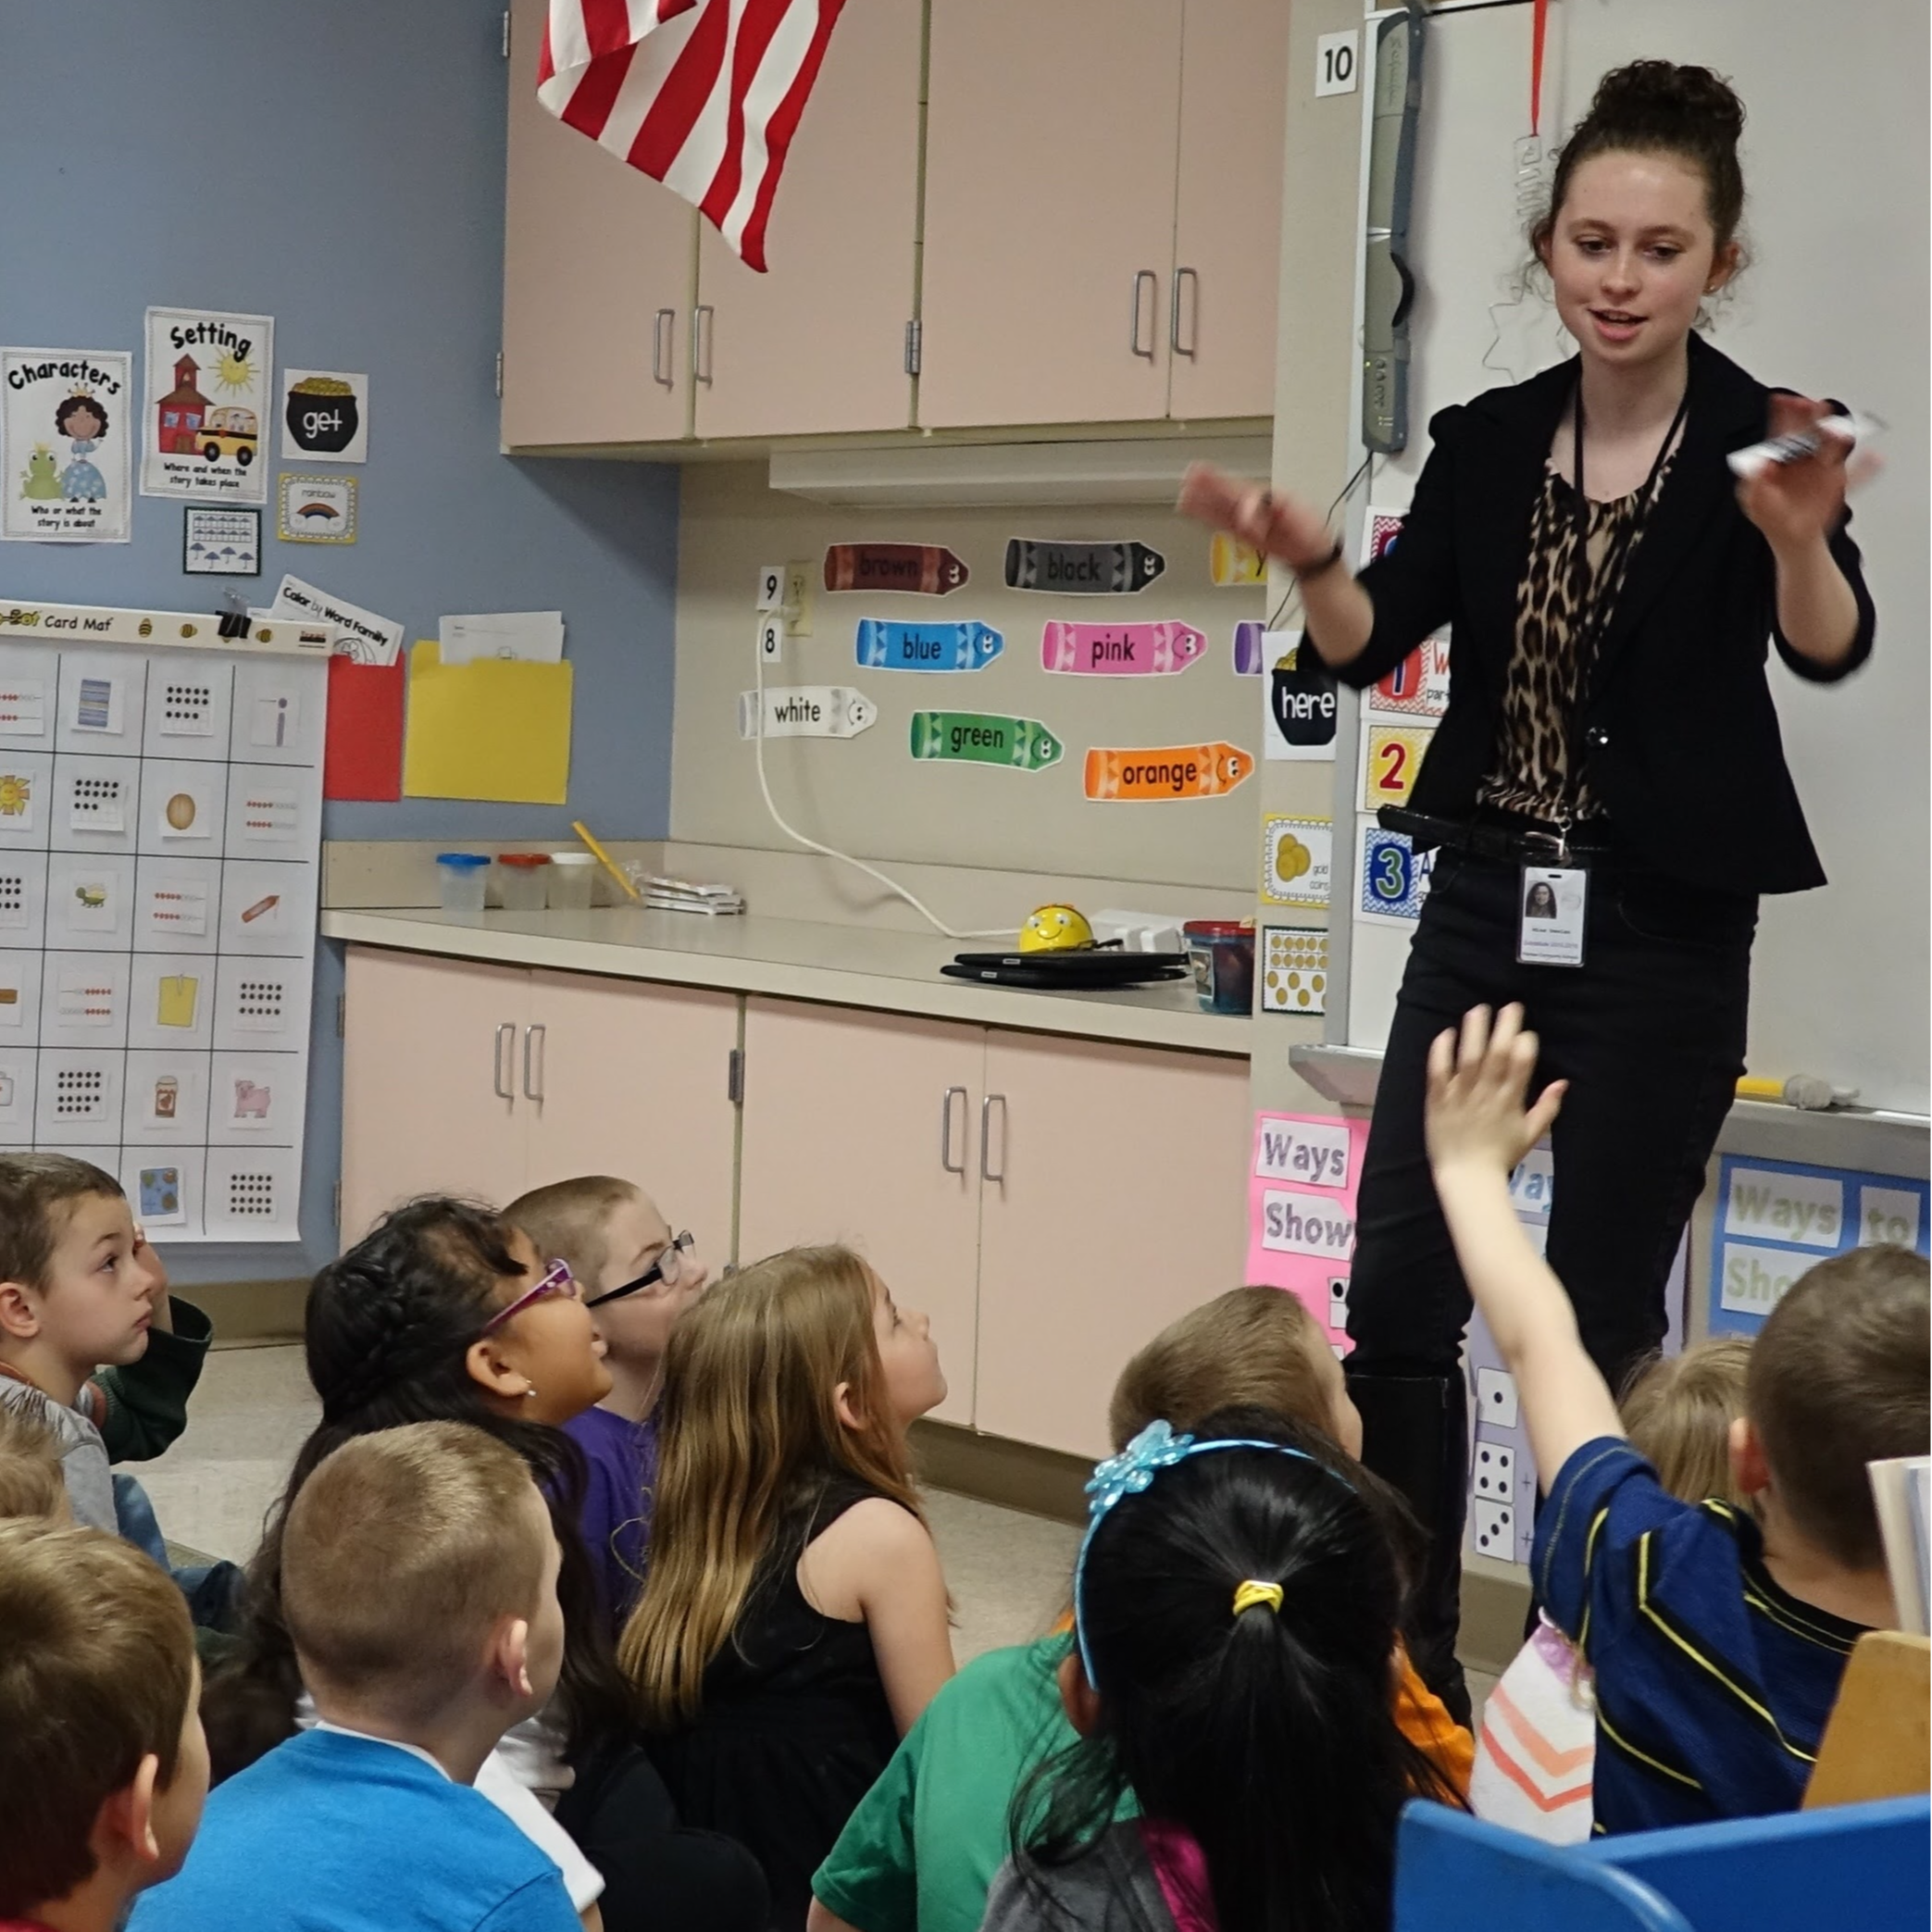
top-left (815, 1634), bottom-right (1121, 1932)
top-left (92, 1297), bottom-right (212, 1462)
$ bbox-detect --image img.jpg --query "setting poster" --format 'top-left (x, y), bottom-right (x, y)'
top-left (141, 307), bottom-right (273, 504)
top-left (3, 348), bottom-right (133, 544)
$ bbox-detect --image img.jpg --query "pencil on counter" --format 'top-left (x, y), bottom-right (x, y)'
top-left (570, 820), bottom-right (642, 903)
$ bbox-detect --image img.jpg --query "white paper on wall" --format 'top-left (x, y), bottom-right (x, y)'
top-left (0, 626), bottom-right (321, 1240)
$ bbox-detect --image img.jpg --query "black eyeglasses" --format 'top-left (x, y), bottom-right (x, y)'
top-left (586, 1231), bottom-right (697, 1309)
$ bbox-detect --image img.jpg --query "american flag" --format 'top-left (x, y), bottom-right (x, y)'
top-left (539, 0), bottom-right (846, 273)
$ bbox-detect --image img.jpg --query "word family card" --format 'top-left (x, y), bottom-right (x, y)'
top-left (0, 630), bottom-right (324, 1240)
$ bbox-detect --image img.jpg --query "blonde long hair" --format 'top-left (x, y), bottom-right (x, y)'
top-left (619, 1245), bottom-right (925, 1723)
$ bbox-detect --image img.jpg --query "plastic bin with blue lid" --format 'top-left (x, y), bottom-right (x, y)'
top-left (435, 852), bottom-right (491, 918)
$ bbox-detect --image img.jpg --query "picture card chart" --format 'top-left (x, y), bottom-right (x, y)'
top-left (0, 627), bottom-right (323, 1240)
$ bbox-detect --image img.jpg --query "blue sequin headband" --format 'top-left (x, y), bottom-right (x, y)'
top-left (1071, 1419), bottom-right (1350, 1689)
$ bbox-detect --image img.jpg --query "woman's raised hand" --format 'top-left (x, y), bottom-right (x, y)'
top-left (1178, 464), bottom-right (1339, 573)
top-left (1734, 394), bottom-right (1861, 554)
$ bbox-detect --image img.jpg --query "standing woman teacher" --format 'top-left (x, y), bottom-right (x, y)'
top-left (1184, 61), bottom-right (1875, 1719)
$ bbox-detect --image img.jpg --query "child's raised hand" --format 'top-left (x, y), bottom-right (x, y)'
top-left (1425, 1004), bottom-right (1567, 1179)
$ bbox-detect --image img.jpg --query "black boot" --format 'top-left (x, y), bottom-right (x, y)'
top-left (1345, 1365), bottom-right (1471, 1727)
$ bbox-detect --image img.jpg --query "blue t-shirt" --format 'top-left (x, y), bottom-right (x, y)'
top-left (130, 1726), bottom-right (580, 1932)
top-left (563, 1402), bottom-right (657, 1634)
top-left (1535, 1438), bottom-right (1866, 1836)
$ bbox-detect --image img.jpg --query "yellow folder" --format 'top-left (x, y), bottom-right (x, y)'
top-left (401, 642), bottom-right (573, 806)
top-left (156, 975), bottom-right (198, 1028)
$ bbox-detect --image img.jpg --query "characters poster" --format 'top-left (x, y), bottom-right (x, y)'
top-left (141, 307), bottom-right (273, 504)
top-left (3, 348), bottom-right (133, 542)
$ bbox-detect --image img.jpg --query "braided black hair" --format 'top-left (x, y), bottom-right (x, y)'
top-left (202, 1196), bottom-right (634, 1782)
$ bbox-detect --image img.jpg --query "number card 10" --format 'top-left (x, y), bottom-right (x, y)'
top-left (1361, 724), bottom-right (1431, 813)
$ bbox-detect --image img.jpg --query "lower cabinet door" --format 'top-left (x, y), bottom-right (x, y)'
top-left (973, 1031), bottom-right (1252, 1458)
top-left (736, 999), bottom-right (984, 1428)
top-left (340, 948), bottom-right (530, 1244)
top-left (520, 972), bottom-right (741, 1270)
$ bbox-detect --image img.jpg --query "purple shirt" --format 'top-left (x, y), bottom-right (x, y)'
top-left (562, 1403), bottom-right (658, 1635)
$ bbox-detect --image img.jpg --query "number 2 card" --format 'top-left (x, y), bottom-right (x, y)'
top-left (1361, 724), bottom-right (1432, 814)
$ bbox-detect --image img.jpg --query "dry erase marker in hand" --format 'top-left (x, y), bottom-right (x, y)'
top-left (1727, 412), bottom-right (1882, 480)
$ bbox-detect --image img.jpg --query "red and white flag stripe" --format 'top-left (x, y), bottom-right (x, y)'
top-left (539, 0), bottom-right (845, 273)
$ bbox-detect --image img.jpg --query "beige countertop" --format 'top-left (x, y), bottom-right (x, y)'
top-left (319, 905), bottom-right (1259, 1057)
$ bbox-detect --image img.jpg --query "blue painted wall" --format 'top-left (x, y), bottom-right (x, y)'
top-left (0, 0), bottom-right (680, 1283)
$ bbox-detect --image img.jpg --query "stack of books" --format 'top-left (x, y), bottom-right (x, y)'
top-left (642, 875), bottom-right (745, 917)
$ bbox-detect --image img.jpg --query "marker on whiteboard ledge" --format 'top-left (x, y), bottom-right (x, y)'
top-left (1736, 1074), bottom-right (1860, 1112)
top-left (1726, 412), bottom-right (1883, 480)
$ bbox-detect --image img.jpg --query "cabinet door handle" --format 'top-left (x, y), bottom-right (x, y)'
top-left (1129, 270), bottom-right (1157, 360)
top-left (522, 1023), bottom-right (546, 1102)
top-left (1171, 267), bottom-right (1199, 358)
top-left (652, 307), bottom-right (676, 387)
top-left (940, 1086), bottom-right (967, 1176)
top-left (492, 1023), bottom-right (516, 1102)
top-left (980, 1093), bottom-right (1007, 1183)
top-left (692, 305), bottom-right (715, 385)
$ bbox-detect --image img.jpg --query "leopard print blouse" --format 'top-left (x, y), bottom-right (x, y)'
top-left (1478, 455), bottom-right (1676, 820)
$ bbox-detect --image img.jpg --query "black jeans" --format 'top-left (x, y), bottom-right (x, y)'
top-left (1343, 843), bottom-right (1754, 1709)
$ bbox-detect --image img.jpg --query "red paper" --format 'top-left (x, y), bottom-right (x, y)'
top-left (324, 655), bottom-right (405, 802)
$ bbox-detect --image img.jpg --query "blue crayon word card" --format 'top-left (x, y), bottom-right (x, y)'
top-left (1710, 1154), bottom-right (1928, 1334)
top-left (854, 619), bottom-right (1003, 671)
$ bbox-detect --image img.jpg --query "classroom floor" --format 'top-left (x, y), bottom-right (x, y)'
top-left (142, 1343), bottom-right (1497, 1720)
top-left (140, 1343), bottom-right (1085, 1664)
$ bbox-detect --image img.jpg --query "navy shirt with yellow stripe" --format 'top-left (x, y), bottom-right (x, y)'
top-left (1535, 1438), bottom-right (1867, 1835)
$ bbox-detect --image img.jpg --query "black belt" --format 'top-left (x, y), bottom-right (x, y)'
top-left (1377, 805), bottom-right (1615, 865)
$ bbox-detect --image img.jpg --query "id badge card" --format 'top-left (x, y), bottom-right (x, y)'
top-left (1517, 862), bottom-right (1589, 967)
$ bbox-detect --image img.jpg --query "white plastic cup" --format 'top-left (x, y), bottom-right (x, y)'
top-left (547, 852), bottom-right (596, 911)
top-left (435, 853), bottom-right (491, 918)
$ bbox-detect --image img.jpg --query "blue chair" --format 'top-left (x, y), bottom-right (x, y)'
top-left (1394, 1795), bottom-right (1930, 1932)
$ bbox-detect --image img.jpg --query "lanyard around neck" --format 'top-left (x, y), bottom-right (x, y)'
top-left (1572, 379), bottom-right (1690, 526)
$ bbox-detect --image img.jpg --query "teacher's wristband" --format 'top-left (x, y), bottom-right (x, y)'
top-left (1293, 540), bottom-right (1347, 583)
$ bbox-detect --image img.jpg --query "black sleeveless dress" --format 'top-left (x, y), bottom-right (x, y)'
top-left (644, 1476), bottom-right (902, 1931)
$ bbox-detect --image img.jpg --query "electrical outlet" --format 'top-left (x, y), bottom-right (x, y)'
top-left (782, 561), bottom-right (814, 637)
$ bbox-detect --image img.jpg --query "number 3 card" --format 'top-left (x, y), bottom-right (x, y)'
top-left (1361, 724), bottom-right (1432, 813)
top-left (1357, 819), bottom-right (1433, 923)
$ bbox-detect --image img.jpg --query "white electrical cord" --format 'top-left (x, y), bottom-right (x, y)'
top-left (751, 630), bottom-right (1015, 942)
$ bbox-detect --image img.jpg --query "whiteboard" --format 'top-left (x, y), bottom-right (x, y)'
top-left (1335, 0), bottom-right (1929, 1114)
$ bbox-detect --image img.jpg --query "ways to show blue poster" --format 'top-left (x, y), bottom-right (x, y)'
top-left (1710, 1154), bottom-right (1929, 1335)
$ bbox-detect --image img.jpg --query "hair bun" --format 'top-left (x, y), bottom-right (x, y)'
top-left (1587, 59), bottom-right (1745, 147)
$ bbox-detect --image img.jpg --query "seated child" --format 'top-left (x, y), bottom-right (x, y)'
top-left (204, 1196), bottom-right (767, 1932)
top-left (89, 1224), bottom-right (217, 1464)
top-left (0, 1154), bottom-right (158, 1531)
top-left (1469, 1336), bottom-right (1753, 1841)
top-left (1427, 1003), bottom-right (1932, 1832)
top-left (809, 1286), bottom-right (1466, 1932)
top-left (0, 1399), bottom-right (68, 1519)
top-left (624, 1245), bottom-right (954, 1931)
top-left (507, 1176), bottom-right (710, 1632)
top-left (131, 1423), bottom-right (580, 1932)
top-left (0, 1519), bottom-right (209, 1932)
top-left (981, 1406), bottom-right (1460, 1931)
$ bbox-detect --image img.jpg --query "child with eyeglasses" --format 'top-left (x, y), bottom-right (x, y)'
top-left (508, 1178), bottom-right (711, 1635)
top-left (202, 1196), bottom-right (768, 1932)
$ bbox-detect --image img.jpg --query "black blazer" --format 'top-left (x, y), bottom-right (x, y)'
top-left (1340, 331), bottom-right (1875, 894)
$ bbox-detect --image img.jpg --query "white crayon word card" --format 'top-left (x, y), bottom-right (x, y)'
top-left (1712, 1154), bottom-right (1930, 1333)
top-left (0, 610), bottom-right (323, 1240)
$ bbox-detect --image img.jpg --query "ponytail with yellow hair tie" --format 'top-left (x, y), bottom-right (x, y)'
top-left (1231, 1578), bottom-right (1284, 1617)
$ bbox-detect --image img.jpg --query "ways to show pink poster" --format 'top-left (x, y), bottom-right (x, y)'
top-left (1244, 1111), bottom-right (1370, 1346)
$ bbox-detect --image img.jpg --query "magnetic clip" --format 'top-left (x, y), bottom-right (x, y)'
top-left (215, 588), bottom-right (251, 641)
